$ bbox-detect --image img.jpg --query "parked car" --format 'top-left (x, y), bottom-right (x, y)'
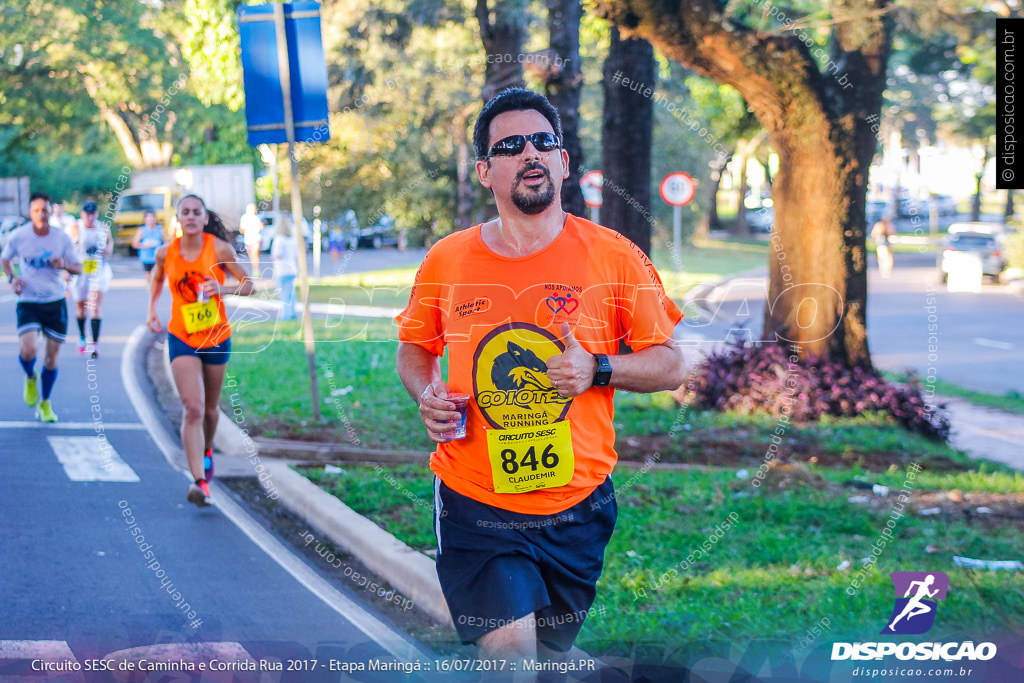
top-left (0, 215), bottom-right (27, 251)
top-left (746, 207), bottom-right (774, 233)
top-left (940, 231), bottom-right (1007, 283)
top-left (348, 214), bottom-right (399, 249)
top-left (256, 211), bottom-right (313, 252)
top-left (897, 196), bottom-right (925, 218)
top-left (948, 221), bottom-right (1009, 244)
top-left (930, 195), bottom-right (960, 216)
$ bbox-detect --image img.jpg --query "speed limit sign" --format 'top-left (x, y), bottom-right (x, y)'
top-left (660, 173), bottom-right (696, 207)
top-left (580, 170), bottom-right (603, 208)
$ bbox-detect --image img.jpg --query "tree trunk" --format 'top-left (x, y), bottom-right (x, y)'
top-left (732, 131), bottom-right (767, 237)
top-left (544, 0), bottom-right (587, 217)
top-left (760, 154), bottom-right (773, 189)
top-left (476, 0), bottom-right (527, 102)
top-left (594, 0), bottom-right (893, 365)
top-left (971, 147), bottom-right (990, 221)
top-left (734, 147), bottom-right (750, 237)
top-left (81, 72), bottom-right (174, 170)
top-left (601, 27), bottom-right (656, 256)
top-left (704, 150), bottom-right (733, 238)
top-left (453, 103), bottom-right (479, 230)
top-left (1006, 189), bottom-right (1015, 219)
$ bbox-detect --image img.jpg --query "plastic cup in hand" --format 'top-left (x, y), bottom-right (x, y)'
top-left (442, 393), bottom-right (470, 440)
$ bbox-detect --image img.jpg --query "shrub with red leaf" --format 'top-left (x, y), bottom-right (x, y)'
top-left (683, 340), bottom-right (950, 441)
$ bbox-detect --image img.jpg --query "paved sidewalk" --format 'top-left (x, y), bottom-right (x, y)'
top-left (690, 269), bottom-right (1024, 473)
top-left (945, 398), bottom-right (1024, 470)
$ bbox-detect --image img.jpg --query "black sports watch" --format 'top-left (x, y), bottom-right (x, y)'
top-left (592, 354), bottom-right (612, 387)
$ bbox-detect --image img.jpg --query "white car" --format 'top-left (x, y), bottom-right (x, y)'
top-left (947, 222), bottom-right (1009, 244)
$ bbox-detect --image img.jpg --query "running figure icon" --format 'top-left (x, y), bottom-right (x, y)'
top-left (887, 574), bottom-right (939, 631)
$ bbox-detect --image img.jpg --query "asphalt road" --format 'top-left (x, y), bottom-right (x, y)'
top-left (0, 255), bottom-right (434, 678)
top-left (685, 251), bottom-right (1024, 396)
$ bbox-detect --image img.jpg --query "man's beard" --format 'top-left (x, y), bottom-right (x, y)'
top-left (511, 163), bottom-right (556, 215)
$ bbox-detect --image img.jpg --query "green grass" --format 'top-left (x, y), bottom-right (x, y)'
top-left (227, 321), bottom-right (984, 470)
top-left (648, 237), bottom-right (769, 297)
top-left (611, 391), bottom-right (986, 469)
top-left (298, 462), bottom-right (1024, 654)
top-left (306, 265), bottom-right (420, 310)
top-left (224, 317), bottom-right (436, 448)
top-left (885, 371), bottom-right (1024, 415)
top-left (227, 321), bottom-right (1003, 476)
top-left (299, 238), bottom-right (769, 312)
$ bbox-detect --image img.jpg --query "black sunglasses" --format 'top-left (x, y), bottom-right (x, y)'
top-left (486, 132), bottom-right (561, 158)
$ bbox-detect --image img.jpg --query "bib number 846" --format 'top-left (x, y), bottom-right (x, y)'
top-left (500, 444), bottom-right (558, 474)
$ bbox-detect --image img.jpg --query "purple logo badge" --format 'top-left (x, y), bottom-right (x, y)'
top-left (881, 571), bottom-right (949, 635)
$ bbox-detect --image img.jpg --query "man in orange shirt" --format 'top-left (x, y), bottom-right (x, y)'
top-left (396, 88), bottom-right (685, 661)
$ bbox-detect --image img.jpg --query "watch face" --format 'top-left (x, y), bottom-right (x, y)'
top-left (594, 354), bottom-right (612, 387)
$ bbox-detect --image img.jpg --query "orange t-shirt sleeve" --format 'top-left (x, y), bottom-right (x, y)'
top-left (396, 248), bottom-right (448, 357)
top-left (616, 246), bottom-right (683, 350)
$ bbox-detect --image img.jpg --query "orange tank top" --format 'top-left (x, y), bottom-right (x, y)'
top-left (165, 233), bottom-right (231, 348)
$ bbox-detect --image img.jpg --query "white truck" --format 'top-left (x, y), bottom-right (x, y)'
top-left (113, 164), bottom-right (256, 248)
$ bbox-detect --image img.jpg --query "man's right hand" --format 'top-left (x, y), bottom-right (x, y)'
top-left (417, 381), bottom-right (462, 443)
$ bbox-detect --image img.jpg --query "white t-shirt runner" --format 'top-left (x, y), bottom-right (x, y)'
top-left (1, 224), bottom-right (82, 303)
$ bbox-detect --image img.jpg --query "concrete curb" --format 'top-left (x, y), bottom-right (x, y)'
top-left (265, 461), bottom-right (453, 628)
top-left (161, 340), bottom-right (254, 458)
top-left (156, 333), bottom-right (453, 628)
top-left (682, 266), bottom-right (767, 315)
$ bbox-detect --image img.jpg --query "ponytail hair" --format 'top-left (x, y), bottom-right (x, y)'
top-left (178, 193), bottom-right (230, 242)
top-left (204, 210), bottom-right (230, 242)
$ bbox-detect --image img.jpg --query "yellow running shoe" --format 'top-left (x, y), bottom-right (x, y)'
top-left (37, 399), bottom-right (58, 423)
top-left (24, 374), bottom-right (38, 406)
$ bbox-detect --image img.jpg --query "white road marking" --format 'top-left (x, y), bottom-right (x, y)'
top-left (0, 640), bottom-right (84, 682)
top-left (972, 337), bottom-right (1014, 351)
top-left (121, 325), bottom-right (432, 663)
top-left (46, 436), bottom-right (140, 482)
top-left (0, 335), bottom-right (133, 343)
top-left (0, 421), bottom-right (145, 430)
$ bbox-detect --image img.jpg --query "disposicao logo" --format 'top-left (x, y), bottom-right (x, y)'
top-left (882, 571), bottom-right (948, 635)
top-left (831, 570), bottom-right (997, 662)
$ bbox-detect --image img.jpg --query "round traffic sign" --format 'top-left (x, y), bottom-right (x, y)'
top-left (580, 170), bottom-right (603, 208)
top-left (660, 172), bottom-right (696, 207)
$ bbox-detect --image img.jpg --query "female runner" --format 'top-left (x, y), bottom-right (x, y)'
top-left (147, 194), bottom-right (254, 506)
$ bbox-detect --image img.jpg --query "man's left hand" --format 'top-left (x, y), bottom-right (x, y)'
top-left (546, 322), bottom-right (595, 398)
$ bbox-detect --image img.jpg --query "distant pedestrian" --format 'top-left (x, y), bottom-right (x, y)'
top-left (871, 215), bottom-right (896, 279)
top-left (68, 200), bottom-right (114, 358)
top-left (147, 194), bottom-right (255, 507)
top-left (1, 193), bottom-right (84, 422)
top-left (271, 216), bottom-right (299, 321)
top-left (132, 210), bottom-right (165, 284)
top-left (240, 203), bottom-right (263, 278)
top-left (49, 201), bottom-right (76, 234)
top-left (328, 219), bottom-right (347, 269)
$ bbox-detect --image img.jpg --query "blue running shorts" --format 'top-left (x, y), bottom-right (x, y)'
top-left (433, 476), bottom-right (617, 652)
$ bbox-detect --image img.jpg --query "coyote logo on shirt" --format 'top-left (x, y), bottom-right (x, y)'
top-left (473, 323), bottom-right (571, 430)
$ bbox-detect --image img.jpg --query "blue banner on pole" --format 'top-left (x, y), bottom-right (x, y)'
top-left (238, 2), bottom-right (330, 146)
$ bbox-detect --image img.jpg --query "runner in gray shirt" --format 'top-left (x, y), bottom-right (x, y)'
top-left (1, 193), bottom-right (83, 422)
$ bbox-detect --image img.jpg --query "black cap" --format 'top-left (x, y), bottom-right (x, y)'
top-left (82, 201), bottom-right (98, 213)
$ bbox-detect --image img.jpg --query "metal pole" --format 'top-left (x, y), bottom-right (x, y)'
top-left (274, 1), bottom-right (320, 420)
top-left (590, 206), bottom-right (599, 224)
top-left (673, 205), bottom-right (682, 269)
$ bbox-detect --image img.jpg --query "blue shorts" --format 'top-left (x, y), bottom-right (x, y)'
top-left (433, 477), bottom-right (617, 652)
top-left (167, 333), bottom-right (231, 366)
top-left (17, 300), bottom-right (69, 342)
